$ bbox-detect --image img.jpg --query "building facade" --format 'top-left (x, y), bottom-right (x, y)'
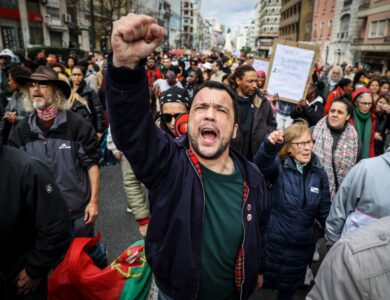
top-left (169, 0), bottom-right (181, 49)
top-left (181, 0), bottom-right (194, 48)
top-left (256, 0), bottom-right (281, 56)
top-left (0, 0), bottom-right (91, 53)
top-left (352, 0), bottom-right (390, 72)
top-left (311, 0), bottom-right (336, 64)
top-left (204, 16), bottom-right (224, 50)
top-left (328, 0), bottom-right (364, 65)
top-left (279, 0), bottom-right (313, 42)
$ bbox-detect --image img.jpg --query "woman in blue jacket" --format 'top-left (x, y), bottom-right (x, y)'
top-left (254, 122), bottom-right (331, 300)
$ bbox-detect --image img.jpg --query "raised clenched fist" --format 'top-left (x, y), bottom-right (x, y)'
top-left (267, 130), bottom-right (284, 145)
top-left (111, 13), bottom-right (165, 69)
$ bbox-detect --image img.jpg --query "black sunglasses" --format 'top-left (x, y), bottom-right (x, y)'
top-left (161, 113), bottom-right (181, 123)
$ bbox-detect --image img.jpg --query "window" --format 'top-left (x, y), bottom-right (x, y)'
top-left (370, 20), bottom-right (387, 37)
top-left (0, 0), bottom-right (17, 9)
top-left (338, 14), bottom-right (350, 39)
top-left (29, 22), bottom-right (44, 45)
top-left (1, 26), bottom-right (19, 49)
top-left (343, 0), bottom-right (352, 7)
top-left (46, 7), bottom-right (60, 17)
top-left (26, 0), bottom-right (39, 12)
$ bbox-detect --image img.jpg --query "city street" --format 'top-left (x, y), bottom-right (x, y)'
top-left (96, 164), bottom-right (324, 300)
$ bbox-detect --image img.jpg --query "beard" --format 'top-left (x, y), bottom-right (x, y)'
top-left (32, 98), bottom-right (49, 110)
top-left (187, 128), bottom-right (232, 160)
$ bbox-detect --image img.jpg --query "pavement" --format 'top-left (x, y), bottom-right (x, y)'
top-left (96, 164), bottom-right (326, 300)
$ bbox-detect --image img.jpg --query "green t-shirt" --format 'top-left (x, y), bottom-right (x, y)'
top-left (197, 162), bottom-right (244, 300)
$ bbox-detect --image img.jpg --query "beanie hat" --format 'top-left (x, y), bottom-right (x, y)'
top-left (160, 86), bottom-right (191, 108)
top-left (352, 87), bottom-right (372, 105)
top-left (256, 70), bottom-right (266, 77)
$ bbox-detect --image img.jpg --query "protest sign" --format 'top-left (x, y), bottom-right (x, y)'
top-left (265, 39), bottom-right (319, 103)
top-left (253, 59), bottom-right (269, 75)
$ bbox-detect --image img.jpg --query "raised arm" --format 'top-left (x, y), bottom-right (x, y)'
top-left (106, 14), bottom-right (176, 190)
top-left (111, 13), bottom-right (164, 70)
top-left (253, 131), bottom-right (284, 181)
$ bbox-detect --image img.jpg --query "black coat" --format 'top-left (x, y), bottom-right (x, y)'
top-left (0, 142), bottom-right (71, 293)
top-left (290, 98), bottom-right (324, 127)
top-left (231, 90), bottom-right (277, 161)
top-left (77, 81), bottom-right (105, 133)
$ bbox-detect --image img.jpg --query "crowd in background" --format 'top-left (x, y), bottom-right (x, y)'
top-left (1, 42), bottom-right (390, 300)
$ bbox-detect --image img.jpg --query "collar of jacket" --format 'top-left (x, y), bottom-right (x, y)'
top-left (28, 110), bottom-right (68, 135)
top-left (76, 80), bottom-right (87, 94)
top-left (283, 153), bottom-right (323, 172)
top-left (176, 134), bottom-right (263, 189)
top-left (231, 88), bottom-right (266, 109)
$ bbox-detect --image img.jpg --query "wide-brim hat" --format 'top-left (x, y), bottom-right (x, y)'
top-left (20, 66), bottom-right (71, 99)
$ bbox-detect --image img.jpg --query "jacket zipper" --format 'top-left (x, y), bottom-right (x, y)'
top-left (44, 139), bottom-right (47, 155)
top-left (185, 151), bottom-right (206, 299)
top-left (240, 189), bottom-right (249, 300)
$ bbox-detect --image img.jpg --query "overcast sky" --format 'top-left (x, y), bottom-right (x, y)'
top-left (201, 0), bottom-right (257, 32)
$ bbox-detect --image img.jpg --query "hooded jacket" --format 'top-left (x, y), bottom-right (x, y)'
top-left (325, 147), bottom-right (390, 245)
top-left (0, 139), bottom-right (71, 291)
top-left (105, 56), bottom-right (271, 300)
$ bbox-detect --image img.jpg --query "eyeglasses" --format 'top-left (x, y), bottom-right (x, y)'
top-left (29, 81), bottom-right (48, 88)
top-left (71, 73), bottom-right (83, 77)
top-left (161, 113), bottom-right (181, 123)
top-left (291, 140), bottom-right (314, 149)
top-left (358, 102), bottom-right (372, 106)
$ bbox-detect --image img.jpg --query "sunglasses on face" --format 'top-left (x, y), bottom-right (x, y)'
top-left (161, 113), bottom-right (181, 123)
top-left (29, 81), bottom-right (48, 88)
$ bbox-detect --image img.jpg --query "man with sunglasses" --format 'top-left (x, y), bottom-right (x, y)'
top-left (159, 86), bottom-right (190, 137)
top-left (8, 67), bottom-right (102, 262)
top-left (106, 13), bottom-right (270, 300)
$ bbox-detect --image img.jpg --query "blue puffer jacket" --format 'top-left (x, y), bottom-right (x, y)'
top-left (254, 139), bottom-right (331, 291)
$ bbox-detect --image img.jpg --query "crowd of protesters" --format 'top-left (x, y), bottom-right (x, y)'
top-left (1, 12), bottom-right (390, 300)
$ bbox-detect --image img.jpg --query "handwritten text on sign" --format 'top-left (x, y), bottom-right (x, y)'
top-left (267, 44), bottom-right (315, 102)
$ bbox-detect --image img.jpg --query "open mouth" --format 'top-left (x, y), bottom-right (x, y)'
top-left (201, 127), bottom-right (218, 141)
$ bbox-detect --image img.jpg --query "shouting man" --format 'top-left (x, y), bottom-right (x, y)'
top-left (106, 14), bottom-right (270, 300)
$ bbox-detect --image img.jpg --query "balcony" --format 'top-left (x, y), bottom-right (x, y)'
top-left (336, 31), bottom-right (349, 40)
top-left (385, 36), bottom-right (390, 43)
top-left (353, 38), bottom-right (364, 44)
top-left (358, 2), bottom-right (370, 11)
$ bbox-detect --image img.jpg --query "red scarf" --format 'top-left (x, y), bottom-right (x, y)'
top-left (36, 105), bottom-right (58, 121)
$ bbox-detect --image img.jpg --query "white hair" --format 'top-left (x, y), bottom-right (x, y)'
top-left (23, 85), bottom-right (69, 113)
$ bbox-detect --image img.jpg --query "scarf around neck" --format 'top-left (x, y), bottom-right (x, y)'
top-left (36, 105), bottom-right (58, 121)
top-left (313, 117), bottom-right (358, 199)
top-left (354, 107), bottom-right (372, 159)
